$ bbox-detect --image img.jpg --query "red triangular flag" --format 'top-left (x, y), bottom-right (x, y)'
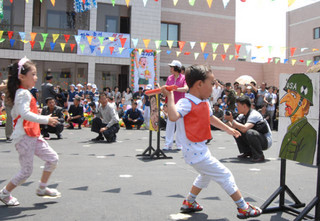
top-left (268, 58), bottom-right (272, 63)
top-left (184, 52), bottom-right (191, 55)
top-left (7, 31), bottom-right (13, 40)
top-left (82, 0), bottom-right (85, 4)
top-left (70, 43), bottom-right (76, 52)
top-left (235, 44), bottom-right (241, 54)
top-left (109, 46), bottom-right (114, 55)
top-left (290, 47), bottom-right (296, 57)
top-left (178, 41), bottom-right (186, 51)
top-left (235, 55), bottom-right (239, 60)
top-left (120, 38), bottom-right (127, 48)
top-left (221, 54), bottom-right (226, 61)
top-left (64, 34), bottom-right (70, 43)
top-left (299, 59), bottom-right (304, 63)
top-left (9, 0), bottom-right (13, 3)
top-left (29, 41), bottom-right (35, 49)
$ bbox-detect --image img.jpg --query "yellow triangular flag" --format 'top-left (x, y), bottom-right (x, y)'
top-left (291, 59), bottom-right (297, 66)
top-left (200, 42), bottom-right (207, 52)
top-left (212, 53), bottom-right (217, 61)
top-left (155, 40), bottom-right (162, 49)
top-left (288, 0), bottom-right (296, 7)
top-left (194, 52), bottom-right (199, 60)
top-left (60, 43), bottom-right (66, 52)
top-left (207, 0), bottom-right (213, 8)
top-left (87, 36), bottom-right (93, 45)
top-left (223, 43), bottom-right (230, 53)
top-left (312, 48), bottom-right (319, 52)
top-left (52, 34), bottom-right (59, 43)
top-left (176, 51), bottom-right (181, 57)
top-left (119, 47), bottom-right (124, 54)
top-left (50, 0), bottom-right (55, 6)
top-left (21, 40), bottom-right (29, 44)
top-left (0, 31), bottom-right (3, 40)
top-left (26, 0), bottom-right (29, 3)
top-left (173, 0), bottom-right (178, 5)
top-left (100, 46), bottom-right (105, 53)
top-left (125, 0), bottom-right (130, 7)
top-left (167, 40), bottom-right (174, 49)
top-left (109, 37), bottom-right (115, 42)
top-left (280, 47), bottom-right (286, 55)
top-left (143, 39), bottom-right (150, 49)
top-left (138, 48), bottom-right (143, 55)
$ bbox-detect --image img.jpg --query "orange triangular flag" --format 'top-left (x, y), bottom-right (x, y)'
top-left (178, 41), bottom-right (186, 51)
top-left (120, 38), bottom-right (127, 48)
top-left (200, 42), bottom-right (207, 52)
top-left (125, 0), bottom-right (130, 7)
top-left (290, 47), bottom-right (296, 57)
top-left (30, 32), bottom-right (37, 42)
top-left (109, 46), bottom-right (114, 55)
top-left (235, 44), bottom-right (241, 54)
top-left (87, 36), bottom-right (93, 45)
top-left (143, 39), bottom-right (150, 49)
top-left (235, 55), bottom-right (239, 60)
top-left (256, 46), bottom-right (263, 49)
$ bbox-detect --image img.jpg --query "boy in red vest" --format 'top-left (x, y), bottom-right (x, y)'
top-left (161, 65), bottom-right (262, 219)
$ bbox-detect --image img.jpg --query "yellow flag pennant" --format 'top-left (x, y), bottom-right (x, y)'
top-left (223, 43), bottom-right (230, 53)
top-left (194, 52), bottom-right (199, 60)
top-left (200, 42), bottom-right (207, 52)
top-left (138, 48), bottom-right (143, 55)
top-left (212, 53), bottom-right (217, 61)
top-left (52, 34), bottom-right (60, 43)
top-left (143, 39), bottom-right (150, 49)
top-left (154, 40), bottom-right (162, 49)
top-left (291, 59), bottom-right (297, 66)
top-left (0, 31), bottom-right (3, 40)
top-left (60, 43), bottom-right (66, 52)
top-left (176, 51), bottom-right (181, 57)
top-left (280, 47), bottom-right (286, 55)
top-left (50, 0), bottom-right (55, 6)
top-left (167, 40), bottom-right (174, 49)
top-left (312, 48), bottom-right (319, 52)
top-left (173, 0), bottom-right (179, 5)
top-left (288, 0), bottom-right (296, 7)
top-left (125, 0), bottom-right (130, 7)
top-left (26, 0), bottom-right (29, 3)
top-left (109, 37), bottom-right (115, 42)
top-left (207, 0), bottom-right (213, 8)
top-left (100, 46), bottom-right (105, 53)
top-left (87, 36), bottom-right (93, 45)
top-left (21, 40), bottom-right (29, 44)
top-left (118, 47), bottom-right (124, 54)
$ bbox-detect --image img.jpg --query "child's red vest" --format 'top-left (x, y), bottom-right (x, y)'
top-left (184, 100), bottom-right (212, 142)
top-left (13, 89), bottom-right (41, 137)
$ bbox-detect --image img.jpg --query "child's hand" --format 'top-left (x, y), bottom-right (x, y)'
top-left (48, 117), bottom-right (59, 127)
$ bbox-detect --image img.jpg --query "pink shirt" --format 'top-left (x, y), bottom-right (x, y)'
top-left (166, 73), bottom-right (186, 104)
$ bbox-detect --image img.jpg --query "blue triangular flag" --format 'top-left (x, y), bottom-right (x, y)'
top-left (50, 42), bottom-right (56, 51)
top-left (315, 60), bottom-right (319, 65)
top-left (203, 53), bottom-right (209, 60)
top-left (128, 48), bottom-right (134, 54)
top-left (90, 45), bottom-right (95, 53)
top-left (284, 59), bottom-right (288, 64)
top-left (10, 39), bottom-right (15, 47)
top-left (251, 57), bottom-right (256, 60)
top-left (19, 32), bottom-right (25, 41)
top-left (166, 50), bottom-right (171, 55)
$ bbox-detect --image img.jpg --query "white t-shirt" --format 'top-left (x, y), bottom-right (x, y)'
top-left (210, 85), bottom-right (223, 107)
top-left (176, 93), bottom-right (213, 165)
top-left (264, 93), bottom-right (277, 111)
top-left (236, 109), bottom-right (272, 148)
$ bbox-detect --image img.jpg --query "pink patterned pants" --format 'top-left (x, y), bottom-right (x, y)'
top-left (11, 135), bottom-right (59, 186)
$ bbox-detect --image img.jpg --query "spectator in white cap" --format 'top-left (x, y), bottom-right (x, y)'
top-left (67, 84), bottom-right (78, 109)
top-left (85, 83), bottom-right (94, 99)
top-left (92, 84), bottom-right (99, 102)
top-left (163, 60), bottom-right (188, 151)
top-left (142, 84), bottom-right (153, 129)
top-left (76, 84), bottom-right (84, 99)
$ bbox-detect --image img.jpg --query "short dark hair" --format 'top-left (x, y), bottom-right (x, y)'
top-left (185, 65), bottom-right (211, 88)
top-left (225, 82), bottom-right (232, 87)
top-left (213, 102), bottom-right (219, 107)
top-left (45, 97), bottom-right (54, 104)
top-left (236, 95), bottom-right (251, 108)
top-left (181, 66), bottom-right (185, 72)
top-left (139, 87), bottom-right (143, 90)
top-left (46, 75), bottom-right (53, 81)
top-left (99, 93), bottom-right (107, 99)
top-left (173, 66), bottom-right (181, 73)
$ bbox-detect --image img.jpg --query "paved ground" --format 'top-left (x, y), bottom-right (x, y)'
top-left (0, 126), bottom-right (317, 221)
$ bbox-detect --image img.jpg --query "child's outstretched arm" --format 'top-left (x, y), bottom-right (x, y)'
top-left (160, 86), bottom-right (180, 122)
top-left (210, 115), bottom-right (241, 138)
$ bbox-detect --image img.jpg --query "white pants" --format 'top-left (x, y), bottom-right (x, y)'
top-left (11, 135), bottom-right (59, 186)
top-left (165, 118), bottom-right (182, 147)
top-left (144, 106), bottom-right (150, 129)
top-left (192, 156), bottom-right (238, 196)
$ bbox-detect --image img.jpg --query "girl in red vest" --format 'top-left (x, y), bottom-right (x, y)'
top-left (0, 57), bottom-right (60, 206)
top-left (161, 65), bottom-right (262, 219)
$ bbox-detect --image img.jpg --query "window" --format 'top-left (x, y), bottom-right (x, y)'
top-left (105, 16), bottom-right (118, 33)
top-left (161, 23), bottom-right (179, 47)
top-left (314, 27), bottom-right (320, 39)
top-left (314, 56), bottom-right (320, 61)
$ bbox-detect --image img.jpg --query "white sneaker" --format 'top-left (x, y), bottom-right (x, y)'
top-left (36, 187), bottom-right (61, 197)
top-left (0, 188), bottom-right (19, 206)
top-left (163, 145), bottom-right (172, 151)
top-left (176, 145), bottom-right (182, 151)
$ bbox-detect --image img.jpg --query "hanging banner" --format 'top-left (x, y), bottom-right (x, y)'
top-left (0, 0), bottom-right (3, 21)
top-left (149, 94), bottom-right (159, 132)
top-left (131, 49), bottom-right (157, 92)
top-left (278, 73), bottom-right (319, 165)
top-left (77, 30), bottom-right (131, 58)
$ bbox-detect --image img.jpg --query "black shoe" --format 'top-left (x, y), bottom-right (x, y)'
top-left (205, 138), bottom-right (213, 144)
top-left (78, 125), bottom-right (81, 129)
top-left (67, 125), bottom-right (74, 129)
top-left (137, 125), bottom-right (141, 130)
top-left (57, 134), bottom-right (62, 139)
top-left (6, 138), bottom-right (12, 143)
top-left (91, 136), bottom-right (104, 141)
top-left (251, 156), bottom-right (265, 163)
top-left (237, 153), bottom-right (252, 159)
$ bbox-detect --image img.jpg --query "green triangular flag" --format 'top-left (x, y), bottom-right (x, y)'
top-left (41, 33), bottom-right (48, 43)
top-left (274, 58), bottom-right (280, 64)
top-left (189, 0), bottom-right (195, 6)
top-left (80, 44), bottom-right (86, 53)
top-left (0, 39), bottom-right (5, 43)
top-left (111, 0), bottom-right (115, 6)
top-left (306, 60), bottom-right (312, 66)
top-left (98, 36), bottom-right (104, 45)
top-left (39, 41), bottom-right (45, 50)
